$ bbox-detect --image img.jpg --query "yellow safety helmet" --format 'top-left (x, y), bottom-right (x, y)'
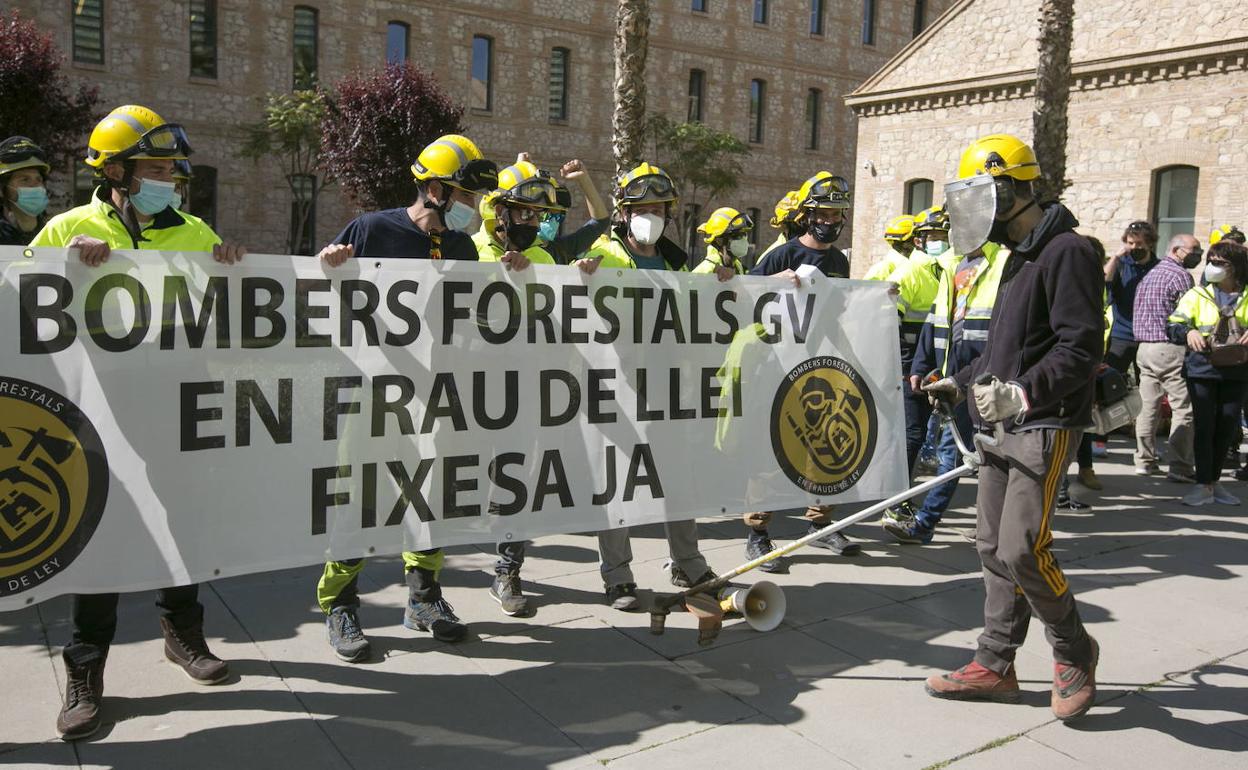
top-left (1210, 224), bottom-right (1246, 246)
top-left (770, 190), bottom-right (801, 228)
top-left (0, 136), bottom-right (51, 178)
top-left (410, 134), bottom-right (498, 193)
top-left (615, 162), bottom-right (678, 207)
top-left (912, 205), bottom-right (950, 234)
top-left (796, 171), bottom-right (851, 211)
top-left (883, 214), bottom-right (916, 243)
top-left (488, 161), bottom-right (566, 212)
top-left (697, 207), bottom-right (754, 244)
top-left (85, 104), bottom-right (192, 169)
top-left (955, 134), bottom-right (1040, 181)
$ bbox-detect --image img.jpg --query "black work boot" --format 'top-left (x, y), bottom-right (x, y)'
top-left (57, 652), bottom-right (106, 741)
top-left (403, 568), bottom-right (468, 642)
top-left (160, 612), bottom-right (229, 684)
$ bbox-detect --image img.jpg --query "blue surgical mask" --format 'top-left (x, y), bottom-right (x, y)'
top-left (170, 191), bottom-right (183, 212)
top-left (444, 199), bottom-right (475, 231)
top-left (130, 178), bottom-right (177, 216)
top-left (13, 186), bottom-right (49, 217)
top-left (538, 213), bottom-right (564, 242)
top-left (924, 239), bottom-right (950, 257)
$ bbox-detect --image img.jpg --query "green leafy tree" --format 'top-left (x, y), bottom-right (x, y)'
top-left (646, 114), bottom-right (750, 250)
top-left (239, 90), bottom-right (328, 254)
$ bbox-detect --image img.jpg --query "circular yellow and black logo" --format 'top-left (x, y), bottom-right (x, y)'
top-left (0, 377), bottom-right (108, 599)
top-left (771, 356), bottom-right (878, 495)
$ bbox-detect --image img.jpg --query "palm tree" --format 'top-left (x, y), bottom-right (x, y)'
top-left (612, 0), bottom-right (650, 176)
top-left (1032, 0), bottom-right (1074, 202)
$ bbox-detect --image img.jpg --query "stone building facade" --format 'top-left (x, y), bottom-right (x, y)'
top-left (11, 0), bottom-right (952, 258)
top-left (846, 0), bottom-right (1248, 276)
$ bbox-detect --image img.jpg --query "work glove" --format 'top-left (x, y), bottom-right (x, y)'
top-left (920, 376), bottom-right (964, 408)
top-left (972, 377), bottom-right (1030, 423)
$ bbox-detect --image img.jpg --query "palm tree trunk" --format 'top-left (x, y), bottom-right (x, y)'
top-left (1032, 0), bottom-right (1074, 202)
top-left (613, 0), bottom-right (650, 176)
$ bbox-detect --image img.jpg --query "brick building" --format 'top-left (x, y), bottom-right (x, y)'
top-left (846, 0), bottom-right (1248, 276)
top-left (11, 0), bottom-right (951, 258)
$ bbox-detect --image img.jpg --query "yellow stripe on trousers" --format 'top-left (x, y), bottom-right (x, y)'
top-left (1034, 429), bottom-right (1070, 596)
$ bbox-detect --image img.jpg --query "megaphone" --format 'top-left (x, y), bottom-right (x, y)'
top-left (718, 581), bottom-right (786, 632)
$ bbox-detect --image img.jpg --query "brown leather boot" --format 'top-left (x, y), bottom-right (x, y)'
top-left (1052, 636), bottom-right (1099, 721)
top-left (160, 616), bottom-right (229, 684)
top-left (925, 660), bottom-right (1021, 703)
top-left (57, 653), bottom-right (106, 741)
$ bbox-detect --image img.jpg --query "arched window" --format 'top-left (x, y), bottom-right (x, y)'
top-left (1151, 165), bottom-right (1199, 247)
top-left (904, 178), bottom-right (933, 214)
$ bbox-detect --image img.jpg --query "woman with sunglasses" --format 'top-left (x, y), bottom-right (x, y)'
top-left (1168, 240), bottom-right (1248, 506)
top-left (0, 136), bottom-right (54, 245)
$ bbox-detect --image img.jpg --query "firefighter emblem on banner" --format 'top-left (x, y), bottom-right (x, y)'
top-left (0, 377), bottom-right (109, 599)
top-left (771, 357), bottom-right (878, 496)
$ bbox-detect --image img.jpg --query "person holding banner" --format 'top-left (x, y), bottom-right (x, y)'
top-left (691, 206), bottom-right (754, 275)
top-left (314, 134), bottom-right (524, 662)
top-left (923, 134), bottom-right (1103, 722)
top-left (0, 136), bottom-right (54, 245)
top-left (529, 156), bottom-right (611, 263)
top-left (28, 104), bottom-right (245, 741)
top-left (575, 162), bottom-right (726, 609)
top-left (741, 172), bottom-right (862, 568)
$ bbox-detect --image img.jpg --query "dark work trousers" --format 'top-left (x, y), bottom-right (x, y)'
top-left (64, 585), bottom-right (202, 666)
top-left (1104, 337), bottom-right (1140, 383)
top-left (1076, 434), bottom-right (1093, 470)
top-left (973, 428), bottom-right (1094, 673)
top-left (903, 387), bottom-right (934, 476)
top-left (495, 540), bottom-right (528, 575)
top-left (1188, 378), bottom-right (1248, 484)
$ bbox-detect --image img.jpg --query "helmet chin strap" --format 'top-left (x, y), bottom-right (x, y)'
top-left (420, 182), bottom-right (450, 229)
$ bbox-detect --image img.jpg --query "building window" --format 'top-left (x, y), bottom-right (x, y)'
top-left (386, 21), bottom-right (409, 63)
top-left (753, 0), bottom-right (768, 25)
top-left (471, 35), bottom-right (493, 112)
top-left (810, 0), bottom-right (825, 35)
top-left (290, 174), bottom-right (317, 256)
top-left (549, 47), bottom-right (569, 122)
top-left (188, 165), bottom-right (218, 228)
top-left (1152, 165), bottom-right (1199, 247)
top-left (862, 0), bottom-right (877, 45)
top-left (72, 0), bottom-right (105, 65)
top-left (692, 0), bottom-right (708, 11)
top-left (913, 0), bottom-right (927, 37)
top-left (293, 6), bottom-right (318, 89)
top-left (687, 69), bottom-right (705, 122)
top-left (748, 79), bottom-right (766, 144)
top-left (805, 88), bottom-right (821, 150)
top-left (72, 163), bottom-right (95, 206)
top-left (904, 178), bottom-right (933, 214)
top-left (189, 1), bottom-right (217, 78)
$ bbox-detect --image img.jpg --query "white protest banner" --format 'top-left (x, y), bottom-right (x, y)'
top-left (0, 246), bottom-right (905, 609)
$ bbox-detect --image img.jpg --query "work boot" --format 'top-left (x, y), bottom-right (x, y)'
top-left (160, 616), bottom-right (229, 684)
top-left (326, 606), bottom-right (371, 663)
top-left (404, 597), bottom-right (468, 642)
top-left (925, 660), bottom-right (1021, 703)
top-left (1076, 467), bottom-right (1102, 490)
top-left (806, 523), bottom-right (860, 555)
top-left (1052, 637), bottom-right (1099, 721)
top-left (490, 572), bottom-right (530, 617)
top-left (604, 583), bottom-right (640, 611)
top-left (670, 567), bottom-right (716, 590)
top-left (745, 529), bottom-right (786, 573)
top-left (57, 653), bottom-right (105, 741)
top-left (1056, 482), bottom-right (1091, 511)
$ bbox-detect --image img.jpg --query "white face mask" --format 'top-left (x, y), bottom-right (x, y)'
top-left (1205, 263), bottom-right (1229, 284)
top-left (924, 239), bottom-right (950, 257)
top-left (728, 238), bottom-right (749, 259)
top-left (629, 213), bottom-right (665, 246)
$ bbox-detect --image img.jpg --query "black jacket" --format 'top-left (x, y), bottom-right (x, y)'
top-left (954, 204), bottom-right (1104, 431)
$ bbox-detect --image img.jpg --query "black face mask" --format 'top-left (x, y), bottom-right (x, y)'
top-left (1181, 247), bottom-right (1203, 270)
top-left (1130, 247), bottom-right (1150, 262)
top-left (499, 213), bottom-right (538, 251)
top-left (807, 221), bottom-right (841, 244)
top-left (988, 198), bottom-right (1037, 249)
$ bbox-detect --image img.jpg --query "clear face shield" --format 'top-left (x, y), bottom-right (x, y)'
top-left (944, 174), bottom-right (997, 257)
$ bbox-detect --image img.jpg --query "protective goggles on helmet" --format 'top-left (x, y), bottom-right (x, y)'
top-left (444, 158), bottom-right (499, 194)
top-left (803, 176), bottom-right (851, 208)
top-left (722, 212), bottom-right (754, 236)
top-left (501, 178), bottom-right (562, 209)
top-left (0, 139), bottom-right (48, 169)
top-left (619, 173), bottom-right (676, 203)
top-left (114, 123), bottom-right (193, 162)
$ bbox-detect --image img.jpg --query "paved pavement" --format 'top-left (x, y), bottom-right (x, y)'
top-left (2, 440), bottom-right (1247, 769)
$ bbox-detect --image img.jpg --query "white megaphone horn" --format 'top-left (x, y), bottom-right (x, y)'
top-left (718, 581), bottom-right (786, 632)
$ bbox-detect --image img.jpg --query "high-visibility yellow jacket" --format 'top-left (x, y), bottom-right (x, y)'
top-left (911, 243), bottom-right (1006, 378)
top-left (588, 226), bottom-right (690, 271)
top-left (862, 249), bottom-right (909, 282)
top-left (31, 188), bottom-right (221, 251)
top-left (757, 233), bottom-right (787, 263)
top-left (691, 244), bottom-right (744, 275)
top-left (471, 224), bottom-right (557, 264)
top-left (1168, 284), bottom-right (1248, 380)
